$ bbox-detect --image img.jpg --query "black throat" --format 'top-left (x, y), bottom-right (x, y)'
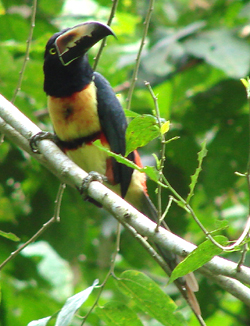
top-left (43, 55), bottom-right (93, 97)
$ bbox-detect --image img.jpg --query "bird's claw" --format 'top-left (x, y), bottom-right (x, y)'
top-left (30, 131), bottom-right (56, 154)
top-left (80, 171), bottom-right (107, 196)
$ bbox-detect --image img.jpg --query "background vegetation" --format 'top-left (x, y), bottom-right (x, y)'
top-left (1, 0), bottom-right (250, 325)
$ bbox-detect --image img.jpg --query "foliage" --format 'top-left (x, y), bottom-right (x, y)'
top-left (1, 0), bottom-right (250, 325)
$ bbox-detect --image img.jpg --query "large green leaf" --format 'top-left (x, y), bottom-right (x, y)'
top-left (27, 281), bottom-right (98, 326)
top-left (28, 317), bottom-right (51, 326)
top-left (95, 302), bottom-right (144, 326)
top-left (116, 270), bottom-right (186, 326)
top-left (169, 236), bottom-right (228, 283)
top-left (55, 280), bottom-right (98, 326)
top-left (125, 115), bottom-right (161, 156)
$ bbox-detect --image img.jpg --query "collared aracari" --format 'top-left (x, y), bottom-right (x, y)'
top-left (39, 21), bottom-right (200, 316)
top-left (43, 22), bottom-right (146, 211)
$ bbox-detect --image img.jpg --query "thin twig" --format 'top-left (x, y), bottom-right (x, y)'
top-left (161, 196), bottom-right (174, 222)
top-left (145, 81), bottom-right (167, 230)
top-left (0, 217), bottom-right (55, 270)
top-left (81, 221), bottom-right (122, 325)
top-left (245, 77), bottom-right (250, 211)
top-left (54, 183), bottom-right (66, 221)
top-left (120, 219), bottom-right (172, 275)
top-left (237, 78), bottom-right (250, 269)
top-left (11, 0), bottom-right (37, 103)
top-left (80, 264), bottom-right (111, 325)
top-left (80, 270), bottom-right (110, 325)
top-left (111, 222), bottom-right (121, 275)
top-left (126, 0), bottom-right (154, 110)
top-left (161, 175), bottom-right (250, 252)
top-left (237, 243), bottom-right (248, 272)
top-left (93, 0), bottom-right (119, 71)
top-left (0, 183), bottom-right (65, 271)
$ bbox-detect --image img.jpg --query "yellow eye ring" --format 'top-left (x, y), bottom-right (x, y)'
top-left (49, 48), bottom-right (57, 55)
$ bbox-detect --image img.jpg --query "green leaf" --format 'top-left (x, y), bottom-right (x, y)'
top-left (27, 281), bottom-right (98, 326)
top-left (241, 77), bottom-right (250, 99)
top-left (93, 140), bottom-right (159, 182)
top-left (95, 302), bottom-right (144, 326)
top-left (27, 316), bottom-right (52, 326)
top-left (214, 219), bottom-right (229, 232)
top-left (55, 280), bottom-right (98, 326)
top-left (187, 140), bottom-right (207, 203)
top-left (160, 121), bottom-right (170, 135)
top-left (142, 166), bottom-right (159, 182)
top-left (0, 230), bottom-right (20, 241)
top-left (93, 140), bottom-right (142, 169)
top-left (124, 109), bottom-right (141, 118)
top-left (116, 270), bottom-right (186, 326)
top-left (169, 235), bottom-right (228, 284)
top-left (240, 77), bottom-right (249, 89)
top-left (152, 153), bottom-right (161, 170)
top-left (125, 115), bottom-right (160, 156)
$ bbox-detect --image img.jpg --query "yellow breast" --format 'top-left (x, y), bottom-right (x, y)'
top-left (47, 81), bottom-right (101, 141)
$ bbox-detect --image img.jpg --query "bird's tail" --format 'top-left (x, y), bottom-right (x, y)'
top-left (139, 192), bottom-right (201, 318)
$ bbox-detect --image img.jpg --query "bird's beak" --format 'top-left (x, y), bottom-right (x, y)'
top-left (55, 21), bottom-right (115, 66)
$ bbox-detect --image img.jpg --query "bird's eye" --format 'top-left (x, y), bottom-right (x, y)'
top-left (49, 48), bottom-right (57, 55)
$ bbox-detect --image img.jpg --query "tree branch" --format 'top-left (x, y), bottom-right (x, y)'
top-left (1, 94), bottom-right (250, 305)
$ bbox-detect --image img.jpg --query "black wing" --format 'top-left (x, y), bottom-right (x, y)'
top-left (93, 72), bottom-right (134, 197)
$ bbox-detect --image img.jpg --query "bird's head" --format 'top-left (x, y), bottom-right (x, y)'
top-left (44, 21), bottom-right (115, 66)
top-left (43, 21), bottom-right (115, 96)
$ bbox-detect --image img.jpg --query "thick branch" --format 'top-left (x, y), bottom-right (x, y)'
top-left (1, 94), bottom-right (250, 305)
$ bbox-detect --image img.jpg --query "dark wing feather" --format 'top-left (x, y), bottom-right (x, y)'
top-left (93, 72), bottom-right (134, 197)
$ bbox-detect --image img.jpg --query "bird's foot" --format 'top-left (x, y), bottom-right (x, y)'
top-left (80, 171), bottom-right (107, 193)
top-left (80, 171), bottom-right (107, 207)
top-left (30, 131), bottom-right (57, 153)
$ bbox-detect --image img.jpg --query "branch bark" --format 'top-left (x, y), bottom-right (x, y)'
top-left (1, 94), bottom-right (250, 305)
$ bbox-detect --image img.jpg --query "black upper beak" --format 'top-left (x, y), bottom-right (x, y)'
top-left (55, 21), bottom-right (115, 66)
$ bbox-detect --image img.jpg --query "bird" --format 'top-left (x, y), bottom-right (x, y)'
top-left (35, 21), bottom-right (201, 319)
